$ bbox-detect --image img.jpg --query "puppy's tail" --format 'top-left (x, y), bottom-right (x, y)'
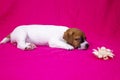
top-left (0, 35), bottom-right (10, 44)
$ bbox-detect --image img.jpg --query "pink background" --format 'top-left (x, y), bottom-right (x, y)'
top-left (0, 0), bottom-right (120, 80)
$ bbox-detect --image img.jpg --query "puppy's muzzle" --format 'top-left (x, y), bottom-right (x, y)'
top-left (84, 43), bottom-right (89, 49)
top-left (78, 41), bottom-right (89, 50)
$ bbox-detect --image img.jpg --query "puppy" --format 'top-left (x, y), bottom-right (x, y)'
top-left (0, 25), bottom-right (89, 50)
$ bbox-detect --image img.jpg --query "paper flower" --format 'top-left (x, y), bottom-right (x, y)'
top-left (92, 47), bottom-right (114, 60)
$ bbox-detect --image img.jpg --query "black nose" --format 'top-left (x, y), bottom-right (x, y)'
top-left (85, 44), bottom-right (89, 49)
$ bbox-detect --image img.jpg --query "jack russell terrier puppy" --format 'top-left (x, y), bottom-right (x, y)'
top-left (0, 25), bottom-right (89, 50)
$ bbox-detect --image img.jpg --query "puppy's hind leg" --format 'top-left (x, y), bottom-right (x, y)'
top-left (16, 32), bottom-right (36, 50)
top-left (16, 31), bottom-right (27, 50)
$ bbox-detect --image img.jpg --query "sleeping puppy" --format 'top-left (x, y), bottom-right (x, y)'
top-left (0, 25), bottom-right (89, 50)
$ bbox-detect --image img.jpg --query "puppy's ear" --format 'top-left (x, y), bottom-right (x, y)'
top-left (63, 29), bottom-right (74, 41)
top-left (63, 31), bottom-right (68, 41)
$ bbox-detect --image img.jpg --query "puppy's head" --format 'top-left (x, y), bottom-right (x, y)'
top-left (63, 28), bottom-right (89, 49)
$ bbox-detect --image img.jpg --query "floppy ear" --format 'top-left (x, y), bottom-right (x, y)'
top-left (63, 29), bottom-right (74, 41)
top-left (63, 31), bottom-right (68, 41)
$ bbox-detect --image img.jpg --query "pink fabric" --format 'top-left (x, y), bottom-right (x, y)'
top-left (0, 0), bottom-right (120, 80)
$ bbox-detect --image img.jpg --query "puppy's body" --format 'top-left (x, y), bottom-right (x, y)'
top-left (11, 25), bottom-right (68, 46)
top-left (0, 25), bottom-right (89, 50)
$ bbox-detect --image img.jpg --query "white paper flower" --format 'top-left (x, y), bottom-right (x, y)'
top-left (92, 46), bottom-right (114, 60)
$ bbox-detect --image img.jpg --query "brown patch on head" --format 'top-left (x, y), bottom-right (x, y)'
top-left (63, 28), bottom-right (86, 48)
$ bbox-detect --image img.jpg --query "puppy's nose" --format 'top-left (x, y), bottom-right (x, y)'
top-left (85, 44), bottom-right (89, 49)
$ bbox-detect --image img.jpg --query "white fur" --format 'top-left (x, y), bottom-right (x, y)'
top-left (0, 25), bottom-right (74, 50)
top-left (79, 41), bottom-right (88, 49)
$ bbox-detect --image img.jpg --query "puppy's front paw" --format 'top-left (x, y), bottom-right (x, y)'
top-left (25, 43), bottom-right (37, 50)
top-left (65, 45), bottom-right (74, 50)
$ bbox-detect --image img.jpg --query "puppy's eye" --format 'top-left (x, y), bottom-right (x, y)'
top-left (75, 38), bottom-right (80, 41)
top-left (80, 37), bottom-right (84, 43)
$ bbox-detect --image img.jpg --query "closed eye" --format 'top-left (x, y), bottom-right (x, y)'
top-left (80, 37), bottom-right (84, 43)
top-left (75, 38), bottom-right (80, 41)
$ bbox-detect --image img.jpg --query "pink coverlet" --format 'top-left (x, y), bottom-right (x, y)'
top-left (0, 0), bottom-right (120, 80)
